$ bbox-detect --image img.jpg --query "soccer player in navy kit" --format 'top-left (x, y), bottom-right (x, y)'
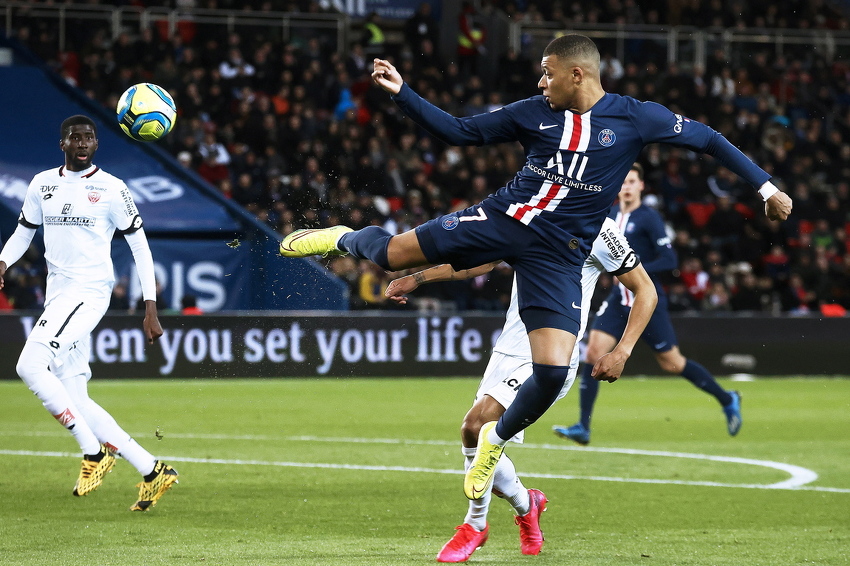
top-left (554, 163), bottom-right (743, 446)
top-left (280, 34), bottom-right (792, 499)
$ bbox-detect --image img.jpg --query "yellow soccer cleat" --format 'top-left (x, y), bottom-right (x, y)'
top-left (73, 444), bottom-right (116, 496)
top-left (130, 461), bottom-right (179, 511)
top-left (463, 421), bottom-right (505, 500)
top-left (279, 226), bottom-right (353, 258)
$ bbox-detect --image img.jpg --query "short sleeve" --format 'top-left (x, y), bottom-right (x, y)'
top-left (19, 178), bottom-right (44, 227)
top-left (590, 221), bottom-right (637, 274)
top-left (109, 181), bottom-right (144, 233)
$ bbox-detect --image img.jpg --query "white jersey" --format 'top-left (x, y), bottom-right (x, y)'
top-left (475, 218), bottom-right (638, 442)
top-left (493, 217), bottom-right (637, 360)
top-left (18, 164), bottom-right (143, 300)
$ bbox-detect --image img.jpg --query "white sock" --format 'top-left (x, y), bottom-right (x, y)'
top-left (62, 373), bottom-right (157, 475)
top-left (18, 342), bottom-right (100, 454)
top-left (492, 454), bottom-right (530, 515)
top-left (462, 446), bottom-right (490, 531)
top-left (486, 425), bottom-right (509, 447)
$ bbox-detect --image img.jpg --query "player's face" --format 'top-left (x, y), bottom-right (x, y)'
top-left (538, 54), bottom-right (577, 111)
top-left (618, 169), bottom-right (644, 205)
top-left (60, 124), bottom-right (98, 171)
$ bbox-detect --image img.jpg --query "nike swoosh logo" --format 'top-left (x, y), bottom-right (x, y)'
top-left (572, 302), bottom-right (581, 309)
top-left (539, 123), bottom-right (558, 130)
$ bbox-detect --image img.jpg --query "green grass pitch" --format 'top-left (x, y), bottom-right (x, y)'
top-left (0, 377), bottom-right (848, 565)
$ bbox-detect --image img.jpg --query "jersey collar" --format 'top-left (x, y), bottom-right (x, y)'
top-left (59, 164), bottom-right (99, 178)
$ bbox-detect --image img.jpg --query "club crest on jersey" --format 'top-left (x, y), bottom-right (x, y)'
top-left (88, 191), bottom-right (101, 203)
top-left (598, 128), bottom-right (616, 147)
top-left (442, 216), bottom-right (459, 230)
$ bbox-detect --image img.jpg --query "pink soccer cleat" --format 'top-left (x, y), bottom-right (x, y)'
top-left (515, 488), bottom-right (548, 555)
top-left (436, 523), bottom-right (489, 563)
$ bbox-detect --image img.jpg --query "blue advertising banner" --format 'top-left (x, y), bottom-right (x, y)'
top-left (0, 67), bottom-right (240, 234)
top-left (112, 237), bottom-right (255, 312)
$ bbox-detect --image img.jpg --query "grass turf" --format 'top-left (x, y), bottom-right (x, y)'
top-left (0, 377), bottom-right (847, 565)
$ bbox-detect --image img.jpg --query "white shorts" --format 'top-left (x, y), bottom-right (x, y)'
top-left (49, 336), bottom-right (93, 381)
top-left (28, 286), bottom-right (107, 360)
top-left (474, 351), bottom-right (578, 443)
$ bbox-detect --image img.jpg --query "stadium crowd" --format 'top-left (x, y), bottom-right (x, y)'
top-left (2, 0), bottom-right (850, 315)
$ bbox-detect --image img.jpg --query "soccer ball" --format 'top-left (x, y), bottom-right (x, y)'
top-left (116, 83), bottom-right (177, 141)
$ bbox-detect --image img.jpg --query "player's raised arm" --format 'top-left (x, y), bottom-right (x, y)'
top-left (591, 262), bottom-right (657, 383)
top-left (371, 58), bottom-right (403, 95)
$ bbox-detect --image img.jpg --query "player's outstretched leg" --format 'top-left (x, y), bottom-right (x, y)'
top-left (130, 461), bottom-right (179, 511)
top-left (279, 226), bottom-right (353, 258)
top-left (722, 390), bottom-right (743, 436)
top-left (436, 523), bottom-right (490, 563)
top-left (514, 488), bottom-right (548, 555)
top-left (73, 444), bottom-right (116, 496)
top-left (463, 421), bottom-right (504, 500)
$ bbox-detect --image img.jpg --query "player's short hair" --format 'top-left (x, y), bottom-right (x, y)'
top-left (543, 34), bottom-right (600, 68)
top-left (60, 115), bottom-right (97, 139)
top-left (631, 162), bottom-right (644, 180)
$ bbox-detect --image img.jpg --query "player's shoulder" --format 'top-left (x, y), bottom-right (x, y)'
top-left (502, 95), bottom-right (551, 114)
top-left (30, 167), bottom-right (62, 182)
top-left (636, 203), bottom-right (664, 221)
top-left (88, 167), bottom-right (128, 189)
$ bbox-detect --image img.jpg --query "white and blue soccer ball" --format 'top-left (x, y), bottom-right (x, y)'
top-left (116, 83), bottom-right (177, 142)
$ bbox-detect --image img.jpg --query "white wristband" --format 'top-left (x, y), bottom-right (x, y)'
top-left (758, 181), bottom-right (779, 202)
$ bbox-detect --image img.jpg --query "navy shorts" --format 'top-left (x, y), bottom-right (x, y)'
top-left (592, 285), bottom-right (678, 352)
top-left (415, 203), bottom-right (585, 335)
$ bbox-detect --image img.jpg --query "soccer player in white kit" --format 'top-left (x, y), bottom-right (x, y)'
top-left (385, 218), bottom-right (657, 562)
top-left (0, 115), bottom-right (178, 511)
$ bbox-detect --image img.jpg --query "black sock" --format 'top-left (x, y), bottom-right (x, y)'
top-left (681, 359), bottom-right (732, 406)
top-left (337, 226), bottom-right (392, 270)
top-left (84, 449), bottom-right (105, 462)
top-left (143, 462), bottom-right (161, 482)
top-left (578, 362), bottom-right (600, 430)
top-left (496, 363), bottom-right (570, 439)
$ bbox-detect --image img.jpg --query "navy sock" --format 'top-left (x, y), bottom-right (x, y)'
top-left (681, 359), bottom-right (732, 406)
top-left (578, 362), bottom-right (600, 430)
top-left (337, 226), bottom-right (392, 270)
top-left (496, 363), bottom-right (570, 440)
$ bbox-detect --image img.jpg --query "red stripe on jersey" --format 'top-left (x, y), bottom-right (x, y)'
top-left (567, 113), bottom-right (582, 151)
top-left (510, 183), bottom-right (563, 222)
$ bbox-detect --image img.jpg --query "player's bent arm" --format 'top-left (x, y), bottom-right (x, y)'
top-left (592, 264), bottom-right (657, 383)
top-left (385, 261), bottom-right (502, 303)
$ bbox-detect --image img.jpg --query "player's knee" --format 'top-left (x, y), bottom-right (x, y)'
top-left (460, 414), bottom-right (485, 446)
top-left (16, 344), bottom-right (49, 380)
top-left (657, 353), bottom-right (685, 374)
top-left (584, 343), bottom-right (606, 365)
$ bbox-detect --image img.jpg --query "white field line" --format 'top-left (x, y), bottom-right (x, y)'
top-left (2, 432), bottom-right (847, 494)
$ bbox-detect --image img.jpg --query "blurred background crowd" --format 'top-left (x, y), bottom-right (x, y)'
top-left (2, 0), bottom-right (850, 315)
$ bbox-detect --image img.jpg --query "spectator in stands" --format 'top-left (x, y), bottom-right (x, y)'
top-left (181, 295), bottom-right (204, 315)
top-left (10, 4), bottom-right (850, 312)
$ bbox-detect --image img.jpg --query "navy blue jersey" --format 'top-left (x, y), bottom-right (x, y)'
top-left (611, 204), bottom-right (677, 296)
top-left (392, 84), bottom-right (770, 259)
